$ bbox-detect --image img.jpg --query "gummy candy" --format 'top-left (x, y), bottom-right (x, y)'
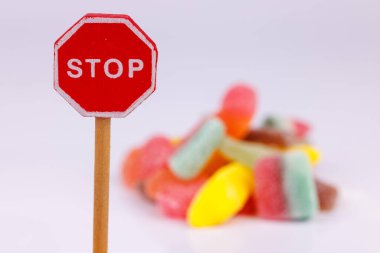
top-left (139, 136), bottom-right (175, 180)
top-left (244, 128), bottom-right (295, 148)
top-left (217, 84), bottom-right (257, 138)
top-left (187, 162), bottom-right (253, 227)
top-left (219, 137), bottom-right (279, 167)
top-left (122, 136), bottom-right (174, 188)
top-left (262, 116), bottom-right (310, 139)
top-left (201, 151), bottom-right (230, 176)
top-left (255, 151), bottom-right (318, 220)
top-left (220, 137), bottom-right (319, 169)
top-left (144, 169), bottom-right (207, 218)
top-left (169, 118), bottom-right (225, 180)
top-left (316, 179), bottom-right (338, 211)
top-left (239, 195), bottom-right (257, 216)
top-left (254, 156), bottom-right (287, 219)
top-left (121, 83), bottom-right (335, 228)
top-left (283, 151), bottom-right (318, 219)
top-left (122, 148), bottom-right (142, 188)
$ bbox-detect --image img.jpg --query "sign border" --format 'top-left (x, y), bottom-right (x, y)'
top-left (54, 14), bottom-right (158, 118)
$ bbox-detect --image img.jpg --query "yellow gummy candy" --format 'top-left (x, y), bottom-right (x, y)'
top-left (187, 162), bottom-right (254, 227)
top-left (288, 144), bottom-right (321, 166)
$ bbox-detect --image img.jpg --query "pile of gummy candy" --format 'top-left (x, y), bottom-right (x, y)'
top-left (121, 83), bottom-right (338, 227)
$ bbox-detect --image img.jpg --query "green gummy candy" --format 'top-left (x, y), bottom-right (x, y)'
top-left (282, 151), bottom-right (318, 220)
top-left (219, 137), bottom-right (278, 168)
top-left (169, 118), bottom-right (225, 180)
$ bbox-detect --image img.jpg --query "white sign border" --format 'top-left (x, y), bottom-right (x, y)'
top-left (54, 15), bottom-right (157, 118)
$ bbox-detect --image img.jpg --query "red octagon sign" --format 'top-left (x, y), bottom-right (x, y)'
top-left (54, 13), bottom-right (158, 117)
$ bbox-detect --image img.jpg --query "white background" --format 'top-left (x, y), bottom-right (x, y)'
top-left (0, 0), bottom-right (379, 252)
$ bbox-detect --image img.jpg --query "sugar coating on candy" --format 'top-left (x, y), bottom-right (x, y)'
top-left (144, 169), bottom-right (206, 218)
top-left (121, 136), bottom-right (174, 188)
top-left (288, 144), bottom-right (321, 167)
top-left (122, 148), bottom-right (143, 188)
top-left (255, 156), bottom-right (288, 220)
top-left (169, 118), bottom-right (225, 180)
top-left (220, 137), bottom-right (279, 168)
top-left (316, 179), bottom-right (338, 212)
top-left (187, 162), bottom-right (253, 227)
top-left (283, 151), bottom-right (318, 219)
top-left (139, 136), bottom-right (175, 181)
top-left (244, 128), bottom-right (295, 148)
top-left (255, 152), bottom-right (318, 221)
top-left (217, 84), bottom-right (257, 138)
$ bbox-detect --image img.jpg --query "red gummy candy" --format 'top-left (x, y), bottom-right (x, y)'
top-left (217, 84), bottom-right (257, 139)
top-left (139, 136), bottom-right (175, 181)
top-left (144, 169), bottom-right (207, 219)
top-left (122, 136), bottom-right (174, 188)
top-left (255, 156), bottom-right (288, 220)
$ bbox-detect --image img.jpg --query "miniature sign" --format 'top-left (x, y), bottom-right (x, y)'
top-left (54, 13), bottom-right (158, 117)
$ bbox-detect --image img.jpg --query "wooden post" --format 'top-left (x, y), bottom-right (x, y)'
top-left (93, 117), bottom-right (111, 253)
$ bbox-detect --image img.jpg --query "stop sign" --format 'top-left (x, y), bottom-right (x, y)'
top-left (54, 13), bottom-right (158, 117)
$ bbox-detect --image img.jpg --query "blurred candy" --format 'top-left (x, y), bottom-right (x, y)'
top-left (263, 116), bottom-right (292, 133)
top-left (244, 128), bottom-right (295, 148)
top-left (283, 151), bottom-right (318, 219)
top-left (316, 179), bottom-right (338, 212)
top-left (122, 148), bottom-right (142, 188)
top-left (144, 169), bottom-right (207, 218)
top-left (262, 116), bottom-right (310, 139)
top-left (121, 83), bottom-right (335, 227)
top-left (217, 84), bottom-right (257, 138)
top-left (239, 195), bottom-right (257, 216)
top-left (169, 118), bottom-right (225, 180)
top-left (220, 137), bottom-right (279, 167)
top-left (255, 151), bottom-right (318, 220)
top-left (292, 119), bottom-right (310, 139)
top-left (170, 137), bottom-right (182, 146)
top-left (122, 136), bottom-right (174, 188)
top-left (255, 156), bottom-right (287, 219)
top-left (139, 136), bottom-right (175, 180)
top-left (187, 162), bottom-right (253, 227)
top-left (289, 144), bottom-right (321, 166)
top-left (201, 151), bottom-right (230, 176)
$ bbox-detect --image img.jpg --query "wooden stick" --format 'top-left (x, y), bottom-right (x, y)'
top-left (93, 117), bottom-right (111, 253)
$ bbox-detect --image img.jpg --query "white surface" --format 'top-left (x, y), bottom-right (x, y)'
top-left (1, 0), bottom-right (380, 252)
